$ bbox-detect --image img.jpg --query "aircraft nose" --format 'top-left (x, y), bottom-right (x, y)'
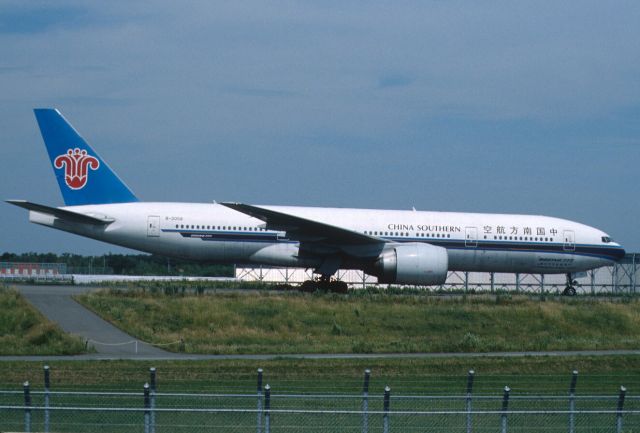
top-left (613, 245), bottom-right (626, 261)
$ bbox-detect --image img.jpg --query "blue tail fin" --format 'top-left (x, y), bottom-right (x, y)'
top-left (34, 109), bottom-right (139, 206)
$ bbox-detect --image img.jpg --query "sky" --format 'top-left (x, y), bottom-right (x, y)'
top-left (1, 0), bottom-right (639, 254)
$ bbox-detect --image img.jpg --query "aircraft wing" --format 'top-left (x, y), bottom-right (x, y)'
top-left (6, 200), bottom-right (115, 225)
top-left (221, 202), bottom-right (384, 250)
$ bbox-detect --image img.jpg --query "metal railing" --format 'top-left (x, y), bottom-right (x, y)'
top-left (1, 367), bottom-right (638, 432)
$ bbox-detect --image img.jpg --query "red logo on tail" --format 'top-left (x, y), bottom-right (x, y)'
top-left (54, 148), bottom-right (100, 190)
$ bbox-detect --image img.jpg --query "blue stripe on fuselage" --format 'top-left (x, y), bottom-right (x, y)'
top-left (160, 229), bottom-right (625, 261)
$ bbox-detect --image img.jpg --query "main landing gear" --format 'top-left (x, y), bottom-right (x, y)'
top-left (300, 276), bottom-right (349, 293)
top-left (563, 273), bottom-right (578, 296)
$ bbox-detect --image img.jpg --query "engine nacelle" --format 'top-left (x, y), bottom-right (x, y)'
top-left (372, 243), bottom-right (448, 285)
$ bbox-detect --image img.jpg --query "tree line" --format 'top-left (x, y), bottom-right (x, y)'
top-left (0, 252), bottom-right (233, 277)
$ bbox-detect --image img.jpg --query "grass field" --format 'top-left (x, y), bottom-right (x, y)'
top-left (75, 288), bottom-right (640, 354)
top-left (5, 284), bottom-right (640, 432)
top-left (1, 356), bottom-right (639, 393)
top-left (0, 287), bottom-right (86, 355)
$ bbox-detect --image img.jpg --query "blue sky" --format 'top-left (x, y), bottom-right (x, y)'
top-left (1, 0), bottom-right (639, 254)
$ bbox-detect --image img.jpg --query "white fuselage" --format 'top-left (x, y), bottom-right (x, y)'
top-left (29, 202), bottom-right (624, 275)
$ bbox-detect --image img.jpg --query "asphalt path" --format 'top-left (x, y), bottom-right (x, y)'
top-left (12, 285), bottom-right (169, 356)
top-left (5, 284), bottom-right (640, 362)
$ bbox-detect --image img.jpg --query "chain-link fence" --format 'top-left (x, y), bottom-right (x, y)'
top-left (1, 369), bottom-right (637, 432)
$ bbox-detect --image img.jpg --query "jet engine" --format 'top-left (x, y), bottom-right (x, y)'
top-left (371, 243), bottom-right (448, 285)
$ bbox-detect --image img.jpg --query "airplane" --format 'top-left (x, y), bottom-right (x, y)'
top-left (7, 109), bottom-right (626, 294)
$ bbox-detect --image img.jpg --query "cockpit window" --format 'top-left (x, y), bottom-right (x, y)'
top-left (602, 236), bottom-right (612, 243)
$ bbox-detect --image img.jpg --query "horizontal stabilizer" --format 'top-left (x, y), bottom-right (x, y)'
top-left (6, 200), bottom-right (114, 225)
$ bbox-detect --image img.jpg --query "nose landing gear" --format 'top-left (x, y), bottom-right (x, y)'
top-left (563, 273), bottom-right (578, 296)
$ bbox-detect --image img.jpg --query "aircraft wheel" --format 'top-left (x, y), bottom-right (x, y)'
top-left (300, 280), bottom-right (317, 292)
top-left (330, 281), bottom-right (348, 293)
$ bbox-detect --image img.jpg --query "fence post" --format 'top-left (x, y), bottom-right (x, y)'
top-left (466, 370), bottom-right (475, 433)
top-left (501, 386), bottom-right (510, 433)
top-left (568, 370), bottom-right (578, 433)
top-left (44, 365), bottom-right (51, 433)
top-left (616, 386), bottom-right (626, 433)
top-left (264, 384), bottom-right (271, 433)
top-left (362, 369), bottom-right (371, 433)
top-left (23, 381), bottom-right (31, 433)
top-left (143, 383), bottom-right (150, 433)
top-left (256, 368), bottom-right (263, 433)
top-left (149, 367), bottom-right (157, 433)
top-left (633, 253), bottom-right (637, 294)
top-left (383, 386), bottom-right (391, 433)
